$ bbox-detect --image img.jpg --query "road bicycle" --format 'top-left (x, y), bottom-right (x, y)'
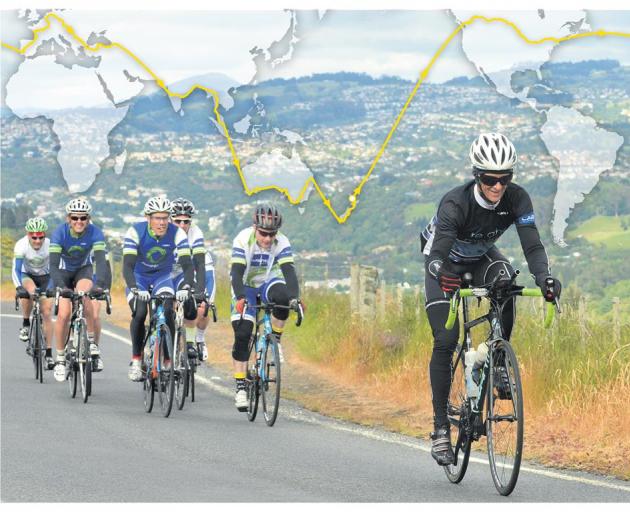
top-left (246, 297), bottom-right (303, 427)
top-left (56, 289), bottom-right (111, 403)
top-left (136, 289), bottom-right (188, 418)
top-left (442, 270), bottom-right (558, 496)
top-left (15, 287), bottom-right (55, 383)
top-left (175, 293), bottom-right (217, 410)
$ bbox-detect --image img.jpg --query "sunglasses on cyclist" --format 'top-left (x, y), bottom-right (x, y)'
top-left (257, 229), bottom-right (277, 238)
top-left (173, 218), bottom-right (191, 225)
top-left (478, 174), bottom-right (512, 187)
top-left (29, 234), bottom-right (45, 240)
top-left (70, 215), bottom-right (89, 222)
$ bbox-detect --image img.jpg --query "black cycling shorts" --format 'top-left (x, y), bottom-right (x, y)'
top-left (56, 265), bottom-right (94, 289)
top-left (22, 273), bottom-right (53, 291)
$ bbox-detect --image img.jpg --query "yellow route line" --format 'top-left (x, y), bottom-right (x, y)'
top-left (2, 13), bottom-right (629, 224)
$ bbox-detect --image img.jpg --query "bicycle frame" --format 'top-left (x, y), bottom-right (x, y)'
top-left (144, 296), bottom-right (171, 380)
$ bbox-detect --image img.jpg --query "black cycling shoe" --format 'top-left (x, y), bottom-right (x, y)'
top-left (494, 366), bottom-right (512, 399)
top-left (430, 427), bottom-right (455, 466)
top-left (187, 343), bottom-right (198, 359)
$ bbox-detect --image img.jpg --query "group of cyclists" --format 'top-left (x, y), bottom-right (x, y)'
top-left (13, 132), bottom-right (561, 467)
top-left (13, 194), bottom-right (303, 412)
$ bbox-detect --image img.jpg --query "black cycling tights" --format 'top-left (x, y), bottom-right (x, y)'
top-left (129, 298), bottom-right (176, 358)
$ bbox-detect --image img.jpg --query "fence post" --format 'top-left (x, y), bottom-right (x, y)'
top-left (350, 264), bottom-right (359, 315)
top-left (379, 279), bottom-right (386, 320)
top-left (578, 296), bottom-right (588, 345)
top-left (414, 285), bottom-right (421, 319)
top-left (612, 297), bottom-right (621, 347)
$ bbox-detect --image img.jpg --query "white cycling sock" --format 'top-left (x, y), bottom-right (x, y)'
top-left (195, 328), bottom-right (206, 343)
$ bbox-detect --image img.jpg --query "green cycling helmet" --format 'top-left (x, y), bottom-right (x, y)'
top-left (25, 217), bottom-right (48, 233)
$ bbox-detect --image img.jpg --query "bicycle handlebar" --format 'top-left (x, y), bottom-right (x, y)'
top-left (445, 287), bottom-right (556, 330)
top-left (239, 301), bottom-right (303, 327)
top-left (54, 288), bottom-right (111, 315)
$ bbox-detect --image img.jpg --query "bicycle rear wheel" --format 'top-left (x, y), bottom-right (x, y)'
top-left (261, 337), bottom-right (281, 427)
top-left (487, 340), bottom-right (523, 496)
top-left (157, 326), bottom-right (175, 417)
top-left (444, 344), bottom-right (472, 483)
top-left (175, 328), bottom-right (189, 410)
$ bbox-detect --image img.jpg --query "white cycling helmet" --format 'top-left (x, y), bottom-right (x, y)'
top-left (143, 196), bottom-right (171, 215)
top-left (65, 197), bottom-right (92, 214)
top-left (469, 132), bottom-right (517, 172)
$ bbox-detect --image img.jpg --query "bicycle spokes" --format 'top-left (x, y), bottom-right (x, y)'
top-left (487, 343), bottom-right (523, 496)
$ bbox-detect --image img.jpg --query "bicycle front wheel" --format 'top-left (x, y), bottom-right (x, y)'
top-left (444, 344), bottom-right (472, 483)
top-left (30, 317), bottom-right (44, 383)
top-left (143, 347), bottom-right (155, 413)
top-left (189, 360), bottom-right (196, 402)
top-left (261, 337), bottom-right (281, 427)
top-left (67, 332), bottom-right (78, 398)
top-left (36, 317), bottom-right (45, 383)
top-left (175, 328), bottom-right (189, 410)
top-left (157, 326), bottom-right (175, 417)
top-left (78, 321), bottom-right (91, 403)
top-left (486, 340), bottom-right (524, 496)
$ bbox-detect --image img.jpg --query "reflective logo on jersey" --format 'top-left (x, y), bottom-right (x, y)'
top-left (517, 213), bottom-right (535, 225)
top-left (30, 256), bottom-right (45, 266)
top-left (67, 245), bottom-right (87, 257)
top-left (146, 246), bottom-right (167, 264)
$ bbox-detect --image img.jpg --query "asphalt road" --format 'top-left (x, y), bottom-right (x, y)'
top-left (2, 308), bottom-right (629, 502)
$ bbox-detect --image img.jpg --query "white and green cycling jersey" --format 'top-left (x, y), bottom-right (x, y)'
top-left (170, 224), bottom-right (206, 277)
top-left (12, 236), bottom-right (50, 286)
top-left (230, 227), bottom-right (294, 289)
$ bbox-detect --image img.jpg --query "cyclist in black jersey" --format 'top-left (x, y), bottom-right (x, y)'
top-left (421, 133), bottom-right (562, 466)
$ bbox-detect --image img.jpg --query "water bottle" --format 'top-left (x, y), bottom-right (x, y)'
top-left (474, 341), bottom-right (488, 369)
top-left (465, 349), bottom-right (479, 398)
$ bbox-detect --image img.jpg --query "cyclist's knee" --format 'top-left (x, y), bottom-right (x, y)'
top-left (231, 320), bottom-right (253, 362)
top-left (269, 285), bottom-right (290, 320)
top-left (183, 297), bottom-right (197, 320)
top-left (426, 301), bottom-right (458, 347)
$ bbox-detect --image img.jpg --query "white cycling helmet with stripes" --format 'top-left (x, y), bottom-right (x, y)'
top-left (469, 132), bottom-right (517, 172)
top-left (65, 197), bottom-right (92, 214)
top-left (143, 196), bottom-right (171, 215)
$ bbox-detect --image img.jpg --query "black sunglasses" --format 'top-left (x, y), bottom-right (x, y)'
top-left (257, 229), bottom-right (277, 238)
top-left (29, 235), bottom-right (45, 240)
top-left (478, 174), bottom-right (512, 187)
top-left (173, 218), bottom-right (191, 225)
top-left (70, 215), bottom-right (88, 221)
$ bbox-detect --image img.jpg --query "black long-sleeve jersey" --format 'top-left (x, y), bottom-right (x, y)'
top-left (421, 180), bottom-right (551, 285)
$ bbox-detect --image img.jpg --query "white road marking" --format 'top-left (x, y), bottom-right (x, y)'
top-left (3, 313), bottom-right (629, 493)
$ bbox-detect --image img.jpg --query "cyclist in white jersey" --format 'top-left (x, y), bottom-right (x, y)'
top-left (169, 198), bottom-right (217, 361)
top-left (12, 217), bottom-right (55, 369)
top-left (230, 204), bottom-right (304, 411)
